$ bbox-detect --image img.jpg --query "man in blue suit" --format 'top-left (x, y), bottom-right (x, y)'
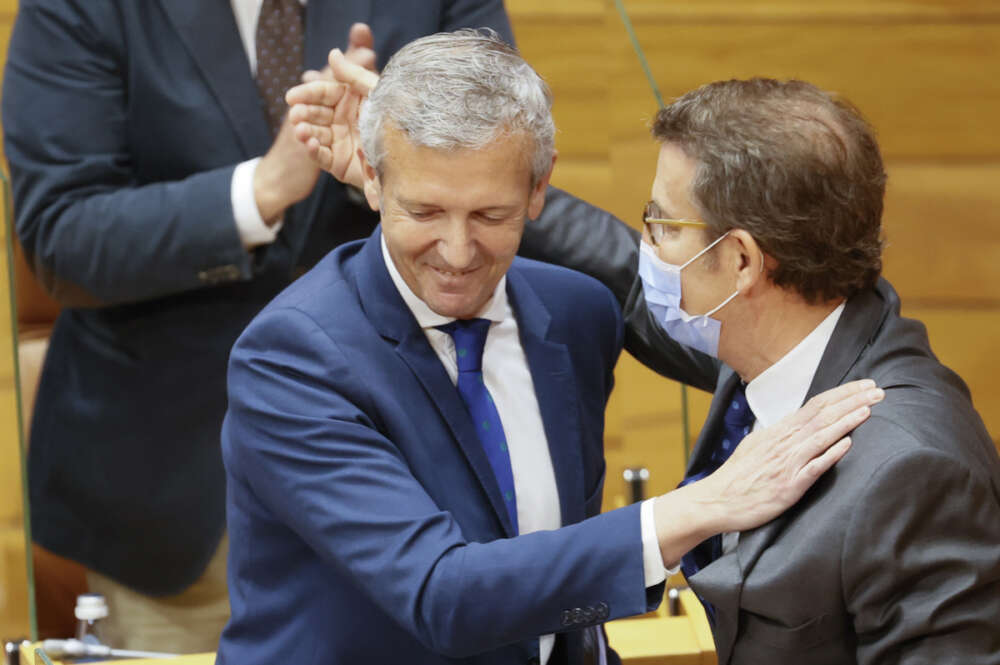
top-left (220, 31), bottom-right (882, 664)
top-left (2, 0), bottom-right (535, 651)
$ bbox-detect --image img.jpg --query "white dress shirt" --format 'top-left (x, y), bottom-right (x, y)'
top-left (382, 237), bottom-right (666, 663)
top-left (227, 0), bottom-right (310, 249)
top-left (720, 302), bottom-right (846, 555)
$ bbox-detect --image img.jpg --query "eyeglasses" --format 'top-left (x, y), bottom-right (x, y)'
top-left (642, 200), bottom-right (707, 246)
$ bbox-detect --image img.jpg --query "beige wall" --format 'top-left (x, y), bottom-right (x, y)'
top-left (507, 0), bottom-right (1000, 505)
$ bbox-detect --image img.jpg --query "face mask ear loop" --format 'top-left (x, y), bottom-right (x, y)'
top-left (679, 230), bottom-right (730, 271)
top-left (702, 288), bottom-right (740, 321)
top-left (701, 246), bottom-right (765, 324)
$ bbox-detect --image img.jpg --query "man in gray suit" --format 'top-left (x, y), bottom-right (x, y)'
top-left (291, 66), bottom-right (1000, 663)
top-left (598, 78), bottom-right (1000, 665)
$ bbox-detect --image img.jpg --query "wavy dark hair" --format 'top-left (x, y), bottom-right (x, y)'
top-left (652, 78), bottom-right (886, 304)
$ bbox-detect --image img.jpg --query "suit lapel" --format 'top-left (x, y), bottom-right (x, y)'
top-left (506, 269), bottom-right (586, 526)
top-left (158, 0), bottom-right (271, 157)
top-left (805, 282), bottom-right (891, 400)
top-left (684, 371), bottom-right (745, 664)
top-left (356, 231), bottom-right (517, 537)
top-left (703, 282), bottom-right (892, 664)
top-left (395, 331), bottom-right (518, 537)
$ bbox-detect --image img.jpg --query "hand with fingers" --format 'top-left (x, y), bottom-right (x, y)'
top-left (653, 379), bottom-right (884, 566)
top-left (287, 26), bottom-right (380, 189)
top-left (700, 378), bottom-right (884, 532)
top-left (254, 24), bottom-right (378, 223)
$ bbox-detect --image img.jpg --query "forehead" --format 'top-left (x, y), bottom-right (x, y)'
top-left (379, 127), bottom-right (533, 195)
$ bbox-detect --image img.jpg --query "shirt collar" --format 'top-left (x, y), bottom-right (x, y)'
top-left (745, 302), bottom-right (845, 427)
top-left (380, 234), bottom-right (508, 329)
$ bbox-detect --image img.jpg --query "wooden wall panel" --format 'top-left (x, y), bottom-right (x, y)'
top-left (0, 1), bottom-right (23, 525)
top-left (611, 22), bottom-right (1000, 160)
top-left (0, 6), bottom-right (12, 170)
top-left (0, 214), bottom-right (22, 525)
top-left (512, 19), bottom-right (611, 161)
top-left (621, 0), bottom-right (1000, 21)
top-left (604, 355), bottom-right (690, 504)
top-left (505, 0), bottom-right (604, 19)
top-left (882, 163), bottom-right (1000, 303)
top-left (0, 0), bottom-right (32, 639)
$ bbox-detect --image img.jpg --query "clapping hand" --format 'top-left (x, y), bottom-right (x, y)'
top-left (286, 23), bottom-right (379, 189)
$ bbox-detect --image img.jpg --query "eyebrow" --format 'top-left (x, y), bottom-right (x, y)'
top-left (396, 197), bottom-right (438, 209)
top-left (397, 197), bottom-right (520, 214)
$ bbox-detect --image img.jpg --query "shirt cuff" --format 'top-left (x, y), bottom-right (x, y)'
top-left (640, 498), bottom-right (680, 587)
top-left (232, 157), bottom-right (283, 248)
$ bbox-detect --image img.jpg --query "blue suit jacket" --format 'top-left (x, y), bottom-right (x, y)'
top-left (2, 0), bottom-right (516, 594)
top-left (218, 230), bottom-right (658, 664)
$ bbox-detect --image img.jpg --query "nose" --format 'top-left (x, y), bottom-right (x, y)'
top-left (437, 217), bottom-right (476, 269)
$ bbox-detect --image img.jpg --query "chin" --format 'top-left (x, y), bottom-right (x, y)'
top-left (427, 294), bottom-right (484, 320)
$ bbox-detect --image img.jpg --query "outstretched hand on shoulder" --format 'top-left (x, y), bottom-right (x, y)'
top-left (653, 379), bottom-right (884, 567)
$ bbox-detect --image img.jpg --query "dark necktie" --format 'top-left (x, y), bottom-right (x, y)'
top-left (256, 0), bottom-right (305, 137)
top-left (437, 319), bottom-right (518, 534)
top-left (678, 382), bottom-right (755, 621)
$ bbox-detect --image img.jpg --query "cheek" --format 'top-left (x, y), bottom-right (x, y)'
top-left (383, 224), bottom-right (436, 268)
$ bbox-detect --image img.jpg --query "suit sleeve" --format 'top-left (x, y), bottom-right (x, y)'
top-left (224, 305), bottom-right (656, 659)
top-left (843, 443), bottom-right (1000, 664)
top-left (2, 0), bottom-right (253, 307)
top-left (522, 186), bottom-right (720, 392)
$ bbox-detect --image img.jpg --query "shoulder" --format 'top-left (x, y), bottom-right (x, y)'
top-left (510, 256), bottom-right (620, 313)
top-left (837, 386), bottom-right (999, 504)
top-left (237, 241), bottom-right (367, 353)
top-left (508, 257), bottom-right (623, 363)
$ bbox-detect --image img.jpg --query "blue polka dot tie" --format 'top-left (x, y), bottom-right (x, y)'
top-left (256, 0), bottom-right (305, 137)
top-left (678, 382), bottom-right (755, 621)
top-left (437, 319), bottom-right (518, 534)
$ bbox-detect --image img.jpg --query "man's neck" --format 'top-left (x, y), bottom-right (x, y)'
top-left (725, 288), bottom-right (844, 383)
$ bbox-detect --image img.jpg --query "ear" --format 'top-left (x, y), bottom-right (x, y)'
top-left (360, 147), bottom-right (381, 212)
top-left (729, 229), bottom-right (768, 294)
top-left (526, 152), bottom-right (557, 220)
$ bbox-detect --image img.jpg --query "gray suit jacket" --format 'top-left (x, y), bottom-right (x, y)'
top-left (522, 215), bottom-right (1000, 665)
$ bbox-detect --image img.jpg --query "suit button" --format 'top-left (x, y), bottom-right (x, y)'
top-left (571, 607), bottom-right (584, 624)
top-left (582, 606), bottom-right (596, 623)
top-left (597, 602), bottom-right (609, 620)
top-left (561, 610), bottom-right (573, 626)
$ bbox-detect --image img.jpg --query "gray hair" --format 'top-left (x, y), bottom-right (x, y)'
top-left (359, 29), bottom-right (555, 185)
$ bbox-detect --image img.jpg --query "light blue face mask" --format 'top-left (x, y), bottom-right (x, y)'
top-left (637, 233), bottom-right (739, 357)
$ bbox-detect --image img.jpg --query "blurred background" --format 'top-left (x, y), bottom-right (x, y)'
top-left (1, 0), bottom-right (998, 643)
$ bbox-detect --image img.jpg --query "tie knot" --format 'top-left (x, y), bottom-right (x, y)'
top-left (437, 318), bottom-right (491, 373)
top-left (724, 384), bottom-right (755, 430)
